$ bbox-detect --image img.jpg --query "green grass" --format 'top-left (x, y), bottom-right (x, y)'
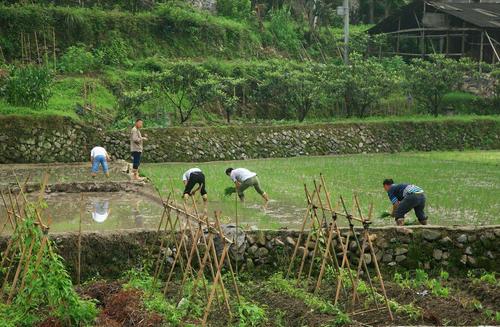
top-left (0, 76), bottom-right (117, 120)
top-left (142, 150), bottom-right (500, 229)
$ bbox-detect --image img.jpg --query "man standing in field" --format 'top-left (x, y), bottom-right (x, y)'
top-left (182, 167), bottom-right (208, 207)
top-left (90, 146), bottom-right (111, 178)
top-left (383, 179), bottom-right (428, 226)
top-left (130, 119), bottom-right (147, 180)
top-left (225, 167), bottom-right (269, 206)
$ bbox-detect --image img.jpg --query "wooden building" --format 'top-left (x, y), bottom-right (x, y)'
top-left (369, 0), bottom-right (500, 64)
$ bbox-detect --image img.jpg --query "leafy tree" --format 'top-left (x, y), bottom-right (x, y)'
top-left (322, 54), bottom-right (400, 117)
top-left (157, 62), bottom-right (218, 124)
top-left (491, 69), bottom-right (500, 100)
top-left (407, 55), bottom-right (474, 116)
top-left (59, 44), bottom-right (97, 73)
top-left (267, 7), bottom-right (301, 54)
top-left (259, 63), bottom-right (321, 122)
top-left (213, 75), bottom-right (244, 123)
top-left (217, 0), bottom-right (251, 19)
top-left (95, 34), bottom-right (131, 66)
top-left (4, 65), bottom-right (53, 109)
top-left (118, 86), bottom-right (154, 120)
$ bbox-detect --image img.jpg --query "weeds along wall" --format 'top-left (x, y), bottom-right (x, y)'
top-left (0, 226), bottom-right (496, 281)
top-left (1, 116), bottom-right (499, 163)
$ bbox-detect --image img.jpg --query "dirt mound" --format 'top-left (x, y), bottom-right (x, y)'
top-left (37, 317), bottom-right (64, 327)
top-left (79, 280), bottom-right (164, 327)
top-left (78, 280), bottom-right (122, 306)
top-left (96, 289), bottom-right (164, 327)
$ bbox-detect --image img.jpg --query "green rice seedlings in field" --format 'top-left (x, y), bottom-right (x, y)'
top-left (356, 280), bottom-right (369, 295)
top-left (274, 309), bottom-right (286, 327)
top-left (124, 268), bottom-right (184, 325)
top-left (393, 269), bottom-right (450, 297)
top-left (393, 271), bottom-right (412, 289)
top-left (470, 299), bottom-right (483, 311)
top-left (468, 270), bottom-right (498, 286)
top-left (236, 299), bottom-right (268, 327)
top-left (483, 309), bottom-right (500, 323)
top-left (266, 273), bottom-right (350, 324)
top-left (389, 300), bottom-right (423, 322)
top-left (324, 267), bottom-right (354, 289)
top-left (365, 289), bottom-right (423, 322)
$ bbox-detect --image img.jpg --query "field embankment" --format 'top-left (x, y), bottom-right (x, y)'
top-left (1, 226), bottom-right (497, 282)
top-left (0, 115), bottom-right (499, 163)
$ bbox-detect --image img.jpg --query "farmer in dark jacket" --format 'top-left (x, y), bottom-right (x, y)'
top-left (383, 179), bottom-right (428, 226)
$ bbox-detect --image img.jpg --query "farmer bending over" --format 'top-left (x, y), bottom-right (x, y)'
top-left (130, 119), bottom-right (147, 180)
top-left (182, 167), bottom-right (208, 206)
top-left (225, 168), bottom-right (269, 206)
top-left (383, 179), bottom-right (428, 226)
top-left (90, 146), bottom-right (111, 178)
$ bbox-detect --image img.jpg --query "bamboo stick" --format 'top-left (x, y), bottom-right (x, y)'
top-left (213, 211), bottom-right (240, 303)
top-left (6, 237), bottom-right (29, 303)
top-left (34, 31), bottom-right (41, 64)
top-left (286, 185), bottom-right (315, 278)
top-left (201, 243), bottom-right (229, 326)
top-left (296, 187), bottom-right (321, 284)
top-left (52, 27), bottom-right (56, 69)
top-left (77, 195), bottom-right (83, 285)
top-left (17, 232), bottom-right (37, 295)
top-left (352, 195), bottom-right (379, 309)
top-left (319, 175), bottom-right (358, 305)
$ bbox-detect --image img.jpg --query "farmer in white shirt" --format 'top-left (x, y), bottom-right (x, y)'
top-left (225, 167), bottom-right (269, 205)
top-left (91, 200), bottom-right (110, 223)
top-left (182, 168), bottom-right (208, 205)
top-left (90, 146), bottom-right (111, 178)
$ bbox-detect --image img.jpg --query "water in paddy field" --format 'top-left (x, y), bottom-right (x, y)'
top-left (0, 163), bottom-right (128, 187)
top-left (0, 191), bottom-right (493, 233)
top-left (0, 164), bottom-right (496, 232)
top-left (0, 192), bottom-right (310, 233)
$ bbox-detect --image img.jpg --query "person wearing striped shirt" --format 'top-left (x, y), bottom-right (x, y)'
top-left (383, 179), bottom-right (428, 226)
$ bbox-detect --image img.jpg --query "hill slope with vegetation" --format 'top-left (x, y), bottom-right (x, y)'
top-left (0, 0), bottom-right (498, 128)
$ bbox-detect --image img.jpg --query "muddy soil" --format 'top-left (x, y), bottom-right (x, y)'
top-left (66, 275), bottom-right (499, 327)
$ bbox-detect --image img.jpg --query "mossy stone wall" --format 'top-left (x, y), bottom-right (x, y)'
top-left (0, 226), bottom-right (496, 282)
top-left (1, 116), bottom-right (499, 163)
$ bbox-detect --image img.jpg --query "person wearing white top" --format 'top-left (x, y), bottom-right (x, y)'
top-left (90, 146), bottom-right (111, 178)
top-left (182, 168), bottom-right (208, 205)
top-left (91, 200), bottom-right (110, 223)
top-left (225, 167), bottom-right (269, 205)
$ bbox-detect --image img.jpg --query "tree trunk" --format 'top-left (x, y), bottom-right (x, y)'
top-left (368, 0), bottom-right (375, 24)
top-left (384, 1), bottom-right (390, 18)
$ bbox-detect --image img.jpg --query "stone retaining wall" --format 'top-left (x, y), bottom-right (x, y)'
top-left (1, 226), bottom-right (496, 281)
top-left (1, 116), bottom-right (499, 163)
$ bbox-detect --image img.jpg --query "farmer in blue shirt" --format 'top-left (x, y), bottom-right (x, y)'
top-left (383, 179), bottom-right (428, 226)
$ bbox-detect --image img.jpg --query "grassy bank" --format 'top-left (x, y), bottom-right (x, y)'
top-left (143, 151), bottom-right (500, 229)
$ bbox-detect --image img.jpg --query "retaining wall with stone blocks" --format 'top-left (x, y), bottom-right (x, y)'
top-left (1, 116), bottom-right (499, 163)
top-left (1, 226), bottom-right (496, 282)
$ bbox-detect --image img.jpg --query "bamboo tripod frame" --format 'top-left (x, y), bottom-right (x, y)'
top-left (151, 190), bottom-right (241, 327)
top-left (287, 174), bottom-right (394, 321)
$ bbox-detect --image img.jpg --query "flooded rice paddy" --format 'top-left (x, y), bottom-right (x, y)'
top-left (0, 160), bottom-right (497, 233)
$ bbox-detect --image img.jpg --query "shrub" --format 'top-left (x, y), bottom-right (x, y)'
top-left (95, 34), bottom-right (131, 66)
top-left (258, 62), bottom-right (322, 121)
top-left (4, 65), bottom-right (53, 108)
top-left (217, 0), bottom-right (251, 19)
top-left (267, 8), bottom-right (301, 54)
top-left (59, 44), bottom-right (97, 73)
top-left (407, 55), bottom-right (474, 116)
